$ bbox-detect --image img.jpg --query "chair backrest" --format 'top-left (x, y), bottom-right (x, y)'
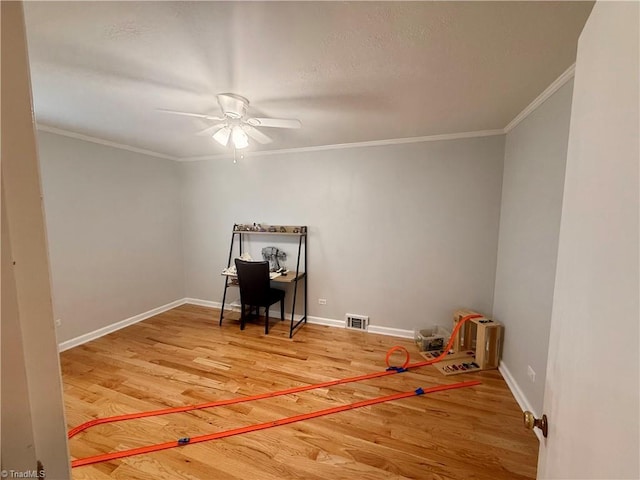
top-left (234, 259), bottom-right (271, 306)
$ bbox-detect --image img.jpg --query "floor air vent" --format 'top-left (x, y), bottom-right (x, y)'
top-left (346, 314), bottom-right (369, 331)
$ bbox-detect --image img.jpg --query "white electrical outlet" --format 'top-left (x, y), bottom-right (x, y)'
top-left (55, 318), bottom-right (62, 328)
top-left (318, 298), bottom-right (327, 305)
top-left (527, 365), bottom-right (536, 383)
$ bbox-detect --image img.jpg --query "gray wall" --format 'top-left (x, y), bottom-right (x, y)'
top-left (38, 132), bottom-right (184, 343)
top-left (182, 136), bottom-right (505, 331)
top-left (492, 80), bottom-right (574, 414)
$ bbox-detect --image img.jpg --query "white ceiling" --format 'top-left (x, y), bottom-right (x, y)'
top-left (23, 1), bottom-right (593, 160)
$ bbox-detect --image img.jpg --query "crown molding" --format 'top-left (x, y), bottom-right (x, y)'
top-left (504, 63), bottom-right (576, 133)
top-left (175, 62), bottom-right (578, 161)
top-left (179, 129), bottom-right (506, 162)
top-left (36, 124), bottom-right (180, 161)
top-left (37, 63), bottom-right (575, 161)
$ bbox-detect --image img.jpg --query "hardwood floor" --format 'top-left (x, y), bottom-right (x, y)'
top-left (61, 304), bottom-right (538, 480)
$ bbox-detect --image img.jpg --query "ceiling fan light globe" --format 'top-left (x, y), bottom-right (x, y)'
top-left (212, 126), bottom-right (231, 146)
top-left (232, 126), bottom-right (249, 149)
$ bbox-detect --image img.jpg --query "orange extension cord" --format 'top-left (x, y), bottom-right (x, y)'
top-left (70, 314), bottom-right (482, 468)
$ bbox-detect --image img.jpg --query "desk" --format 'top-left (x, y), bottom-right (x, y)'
top-left (222, 271), bottom-right (306, 285)
top-left (219, 224), bottom-right (308, 338)
top-left (273, 271), bottom-right (306, 284)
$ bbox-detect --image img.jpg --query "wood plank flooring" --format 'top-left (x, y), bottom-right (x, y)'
top-left (61, 304), bottom-right (539, 480)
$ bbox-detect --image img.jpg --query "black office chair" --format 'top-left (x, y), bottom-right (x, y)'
top-left (234, 259), bottom-right (285, 334)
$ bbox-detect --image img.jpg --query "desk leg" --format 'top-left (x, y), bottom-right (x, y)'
top-left (220, 232), bottom-right (237, 326)
top-left (304, 236), bottom-right (308, 326)
top-left (289, 235), bottom-right (305, 338)
top-left (219, 277), bottom-right (229, 326)
top-left (289, 280), bottom-right (298, 338)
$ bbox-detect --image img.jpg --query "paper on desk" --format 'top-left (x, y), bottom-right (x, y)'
top-left (222, 267), bottom-right (237, 276)
top-left (221, 267), bottom-right (281, 280)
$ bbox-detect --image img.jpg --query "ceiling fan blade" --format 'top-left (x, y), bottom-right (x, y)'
top-left (244, 125), bottom-right (273, 145)
top-left (196, 123), bottom-right (227, 136)
top-left (157, 109), bottom-right (224, 121)
top-left (246, 117), bottom-right (302, 129)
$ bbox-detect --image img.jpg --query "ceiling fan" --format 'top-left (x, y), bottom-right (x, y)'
top-left (159, 93), bottom-right (302, 149)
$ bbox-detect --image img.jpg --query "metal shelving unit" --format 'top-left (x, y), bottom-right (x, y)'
top-left (219, 224), bottom-right (308, 338)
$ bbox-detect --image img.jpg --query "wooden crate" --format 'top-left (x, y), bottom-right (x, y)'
top-left (447, 309), bottom-right (503, 373)
top-left (453, 308), bottom-right (480, 352)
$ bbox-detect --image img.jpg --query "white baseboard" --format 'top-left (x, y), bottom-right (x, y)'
top-left (184, 299), bottom-right (413, 335)
top-left (499, 362), bottom-right (542, 442)
top-left (186, 299), bottom-right (414, 337)
top-left (58, 298), bottom-right (186, 352)
top-left (307, 315), bottom-right (345, 328)
top-left (498, 362), bottom-right (535, 413)
top-left (368, 325), bottom-right (414, 338)
top-left (183, 297), bottom-right (221, 309)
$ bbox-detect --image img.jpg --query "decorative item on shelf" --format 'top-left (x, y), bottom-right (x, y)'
top-left (262, 247), bottom-right (287, 272)
top-left (233, 224), bottom-right (306, 234)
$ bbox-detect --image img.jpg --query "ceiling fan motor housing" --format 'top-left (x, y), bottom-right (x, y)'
top-left (217, 93), bottom-right (249, 119)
